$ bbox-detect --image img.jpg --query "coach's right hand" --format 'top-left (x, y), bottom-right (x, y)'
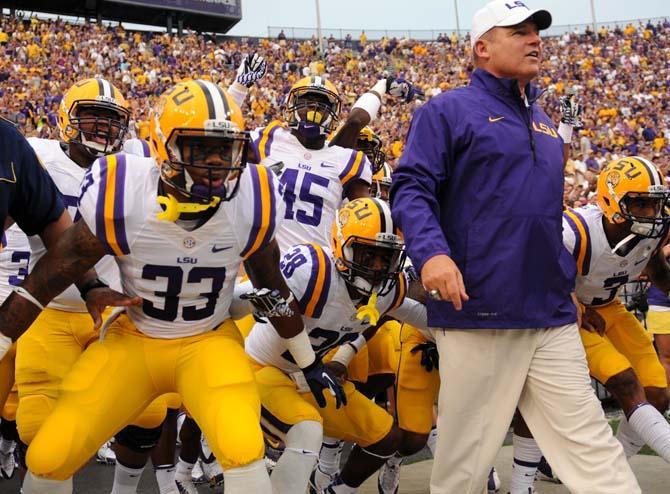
top-left (421, 254), bottom-right (469, 311)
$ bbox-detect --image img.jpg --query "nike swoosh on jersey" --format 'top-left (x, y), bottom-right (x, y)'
top-left (488, 116), bottom-right (505, 123)
top-left (211, 245), bottom-right (232, 253)
top-left (321, 163), bottom-right (335, 168)
top-left (634, 257), bottom-right (648, 266)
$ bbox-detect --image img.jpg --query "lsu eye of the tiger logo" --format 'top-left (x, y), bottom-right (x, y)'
top-left (337, 208), bottom-right (351, 228)
top-left (606, 170), bottom-right (620, 188)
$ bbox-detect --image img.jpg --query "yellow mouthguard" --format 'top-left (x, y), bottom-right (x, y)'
top-left (307, 110), bottom-right (323, 124)
top-left (356, 291), bottom-right (380, 326)
top-left (156, 193), bottom-right (220, 222)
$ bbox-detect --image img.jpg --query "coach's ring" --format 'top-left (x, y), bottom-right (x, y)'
top-left (429, 289), bottom-right (441, 301)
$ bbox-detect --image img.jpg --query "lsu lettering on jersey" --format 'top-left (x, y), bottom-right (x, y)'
top-left (250, 121), bottom-right (373, 252)
top-left (27, 138), bottom-right (120, 312)
top-left (77, 153), bottom-right (283, 338)
top-left (245, 243), bottom-right (407, 373)
top-left (0, 224), bottom-right (31, 303)
top-left (563, 204), bottom-right (661, 307)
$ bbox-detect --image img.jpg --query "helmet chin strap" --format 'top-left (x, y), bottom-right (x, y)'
top-left (351, 276), bottom-right (375, 295)
top-left (156, 193), bottom-right (220, 222)
top-left (294, 109), bottom-right (330, 139)
top-left (296, 120), bottom-right (323, 139)
top-left (611, 232), bottom-right (638, 256)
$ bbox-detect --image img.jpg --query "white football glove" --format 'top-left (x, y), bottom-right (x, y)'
top-left (559, 91), bottom-right (583, 128)
top-left (386, 77), bottom-right (425, 103)
top-left (240, 288), bottom-right (294, 318)
top-left (236, 53), bottom-right (267, 88)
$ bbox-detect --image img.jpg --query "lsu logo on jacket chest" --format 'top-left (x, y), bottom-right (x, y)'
top-left (532, 121), bottom-right (558, 138)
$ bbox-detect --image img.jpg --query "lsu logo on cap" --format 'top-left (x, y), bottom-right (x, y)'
top-left (506, 1), bottom-right (529, 10)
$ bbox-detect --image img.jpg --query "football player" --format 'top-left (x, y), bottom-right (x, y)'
top-left (169, 54), bottom-right (270, 493)
top-left (646, 270), bottom-right (670, 385)
top-left (356, 126), bottom-right (386, 175)
top-left (250, 75), bottom-right (372, 253)
top-left (249, 73), bottom-right (421, 253)
top-left (371, 163), bottom-right (393, 203)
top-left (245, 197), bottom-right (423, 494)
top-left (7, 79), bottom-right (172, 494)
top-left (0, 116), bottom-right (77, 484)
top-left (510, 156), bottom-right (670, 494)
top-left (0, 80), bottom-right (339, 494)
top-left (16, 77), bottom-right (131, 447)
top-left (0, 225), bottom-right (31, 482)
top-left (312, 139), bottom-right (398, 490)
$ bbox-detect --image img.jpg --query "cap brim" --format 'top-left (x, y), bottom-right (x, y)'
top-left (530, 10), bottom-right (552, 30)
top-left (497, 8), bottom-right (552, 30)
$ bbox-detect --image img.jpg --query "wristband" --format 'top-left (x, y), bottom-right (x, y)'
top-left (13, 286), bottom-right (45, 311)
top-left (371, 79), bottom-right (387, 97)
top-left (558, 122), bottom-right (573, 144)
top-left (331, 333), bottom-right (366, 367)
top-left (228, 81), bottom-right (249, 108)
top-left (352, 92), bottom-right (382, 122)
top-left (78, 278), bottom-right (108, 300)
top-left (0, 333), bottom-right (11, 360)
top-left (284, 330), bottom-right (317, 369)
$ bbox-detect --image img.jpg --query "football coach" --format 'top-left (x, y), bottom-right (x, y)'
top-left (390, 1), bottom-right (640, 493)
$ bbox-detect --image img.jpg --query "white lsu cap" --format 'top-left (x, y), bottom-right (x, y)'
top-left (470, 0), bottom-right (552, 48)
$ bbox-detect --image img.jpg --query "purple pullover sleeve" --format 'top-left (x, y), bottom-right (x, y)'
top-left (390, 100), bottom-right (453, 273)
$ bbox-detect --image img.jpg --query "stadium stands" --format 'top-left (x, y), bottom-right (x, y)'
top-left (0, 14), bottom-right (668, 207)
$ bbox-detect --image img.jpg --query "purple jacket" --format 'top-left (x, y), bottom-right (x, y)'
top-left (391, 69), bottom-right (576, 329)
top-left (647, 285), bottom-right (670, 308)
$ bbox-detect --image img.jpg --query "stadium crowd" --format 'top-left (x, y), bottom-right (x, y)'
top-left (0, 13), bottom-right (669, 208)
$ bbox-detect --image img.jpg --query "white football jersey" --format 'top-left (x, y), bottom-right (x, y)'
top-left (78, 153), bottom-right (284, 338)
top-left (245, 243), bottom-right (407, 373)
top-left (250, 121), bottom-right (372, 253)
top-left (27, 137), bottom-right (121, 312)
top-left (0, 224), bottom-right (31, 304)
top-left (563, 205), bottom-right (662, 307)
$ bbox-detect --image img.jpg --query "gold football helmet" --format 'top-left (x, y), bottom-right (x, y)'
top-left (371, 163), bottom-right (392, 202)
top-left (283, 75), bottom-right (341, 138)
top-left (150, 80), bottom-right (248, 221)
top-left (58, 78), bottom-right (130, 157)
top-left (332, 198), bottom-right (405, 297)
top-left (597, 155), bottom-right (670, 238)
top-left (357, 126), bottom-right (386, 174)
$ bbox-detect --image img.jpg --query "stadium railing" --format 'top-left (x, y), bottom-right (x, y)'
top-left (268, 16), bottom-right (669, 41)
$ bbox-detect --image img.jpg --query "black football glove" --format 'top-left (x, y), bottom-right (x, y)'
top-left (410, 341), bottom-right (440, 372)
top-left (302, 358), bottom-right (347, 409)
